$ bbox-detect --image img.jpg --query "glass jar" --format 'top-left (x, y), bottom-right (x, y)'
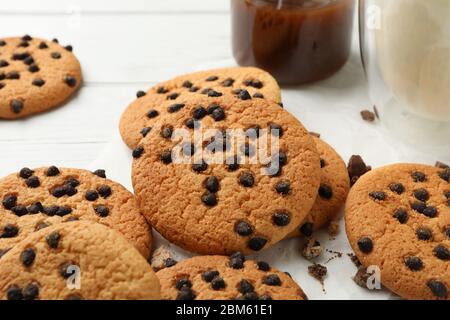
top-left (231, 0), bottom-right (356, 85)
top-left (360, 0), bottom-right (450, 156)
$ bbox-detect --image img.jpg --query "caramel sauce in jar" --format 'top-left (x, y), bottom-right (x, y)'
top-left (232, 0), bottom-right (355, 85)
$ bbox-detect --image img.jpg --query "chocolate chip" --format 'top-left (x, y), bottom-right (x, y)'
top-left (65, 45), bottom-right (73, 52)
top-left (238, 280), bottom-right (254, 294)
top-left (160, 126), bottom-right (174, 139)
top-left (237, 89), bottom-right (251, 100)
top-left (132, 146), bottom-right (144, 159)
top-left (201, 192), bottom-right (217, 207)
top-left (19, 168), bottom-right (34, 179)
top-left (347, 155), bottom-right (371, 185)
top-left (0, 60), bottom-right (9, 68)
top-left (319, 184), bottom-right (333, 199)
top-left (60, 262), bottom-right (76, 279)
top-left (66, 177), bottom-right (80, 187)
top-left (93, 169), bottom-right (106, 178)
top-left (235, 221), bottom-right (253, 237)
top-left (18, 41), bottom-right (29, 48)
top-left (35, 222), bottom-right (49, 231)
top-left (12, 52), bottom-right (30, 61)
top-left (52, 186), bottom-right (67, 198)
top-left (206, 76), bottom-right (219, 82)
top-left (22, 283), bottom-right (39, 300)
top-left (204, 176), bottom-right (220, 193)
top-left (414, 188), bottom-right (429, 202)
top-left (221, 78), bottom-right (235, 87)
top-left (23, 56), bottom-right (34, 65)
top-left (156, 86), bottom-right (168, 94)
top-left (192, 160), bottom-right (208, 173)
top-left (226, 156), bottom-right (240, 172)
top-left (207, 89), bottom-right (223, 97)
top-left (168, 103), bottom-right (185, 113)
top-left (176, 287), bottom-right (196, 300)
top-left (439, 169), bottom-right (450, 182)
top-left (229, 252), bottom-right (245, 269)
top-left (275, 181), bottom-right (290, 195)
top-left (239, 171), bottom-right (255, 188)
top-left (0, 73), bottom-right (4, 81)
top-left (434, 245), bottom-right (450, 260)
top-left (300, 222), bottom-right (314, 237)
top-left (423, 206), bottom-right (438, 218)
top-left (2, 195), bottom-right (17, 210)
top-left (136, 90), bottom-right (146, 98)
top-left (182, 80), bottom-right (193, 88)
top-left (411, 201), bottom-right (426, 214)
top-left (56, 206), bottom-right (72, 217)
top-left (6, 285), bottom-right (23, 300)
top-left (416, 227), bottom-right (433, 241)
top-left (259, 295), bottom-right (273, 300)
top-left (147, 109), bottom-right (159, 118)
top-left (244, 79), bottom-right (263, 89)
top-left (369, 191), bottom-right (386, 201)
top-left (6, 71), bottom-right (20, 79)
top-left (98, 185), bottom-right (112, 199)
top-left (263, 274), bottom-right (281, 286)
top-left (22, 35), bottom-right (32, 41)
top-left (167, 93), bottom-right (180, 100)
top-left (160, 151), bottom-right (173, 164)
top-left (26, 176), bottom-right (40, 188)
top-left (43, 206), bottom-right (59, 216)
top-left (436, 161), bottom-right (449, 169)
top-left (10, 99), bottom-right (24, 114)
top-left (248, 237), bottom-right (267, 251)
top-left (389, 183), bottom-right (405, 195)
top-left (94, 205), bottom-right (109, 217)
top-left (140, 127), bottom-right (152, 137)
top-left (28, 64), bottom-right (39, 73)
top-left (46, 232), bottom-right (61, 249)
top-left (273, 211), bottom-right (291, 226)
top-left (257, 261), bottom-right (270, 271)
top-left (357, 237), bottom-right (373, 254)
top-left (1, 225), bottom-right (19, 238)
top-left (427, 280), bottom-right (448, 299)
top-left (211, 107), bottom-right (225, 121)
top-left (411, 171), bottom-right (426, 182)
top-left (404, 256), bottom-right (423, 271)
top-left (211, 276), bottom-right (226, 290)
top-left (203, 270), bottom-right (220, 283)
top-left (393, 209), bottom-right (408, 224)
top-left (445, 227), bottom-right (450, 238)
top-left (64, 75), bottom-right (77, 87)
top-left (164, 258), bottom-right (177, 268)
top-left (21, 248), bottom-right (36, 267)
top-left (175, 278), bottom-right (192, 290)
top-left (0, 40), bottom-right (6, 46)
top-left (192, 106), bottom-right (207, 120)
top-left (85, 190), bottom-right (99, 201)
top-left (38, 42), bottom-right (48, 49)
top-left (51, 52), bottom-right (61, 59)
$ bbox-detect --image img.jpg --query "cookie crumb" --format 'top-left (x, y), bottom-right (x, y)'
top-left (360, 110), bottom-right (375, 122)
top-left (150, 245), bottom-right (176, 271)
top-left (435, 161), bottom-right (449, 169)
top-left (347, 155), bottom-right (371, 186)
top-left (327, 220), bottom-right (340, 238)
top-left (347, 253), bottom-right (362, 268)
top-left (301, 238), bottom-right (323, 260)
top-left (308, 263), bottom-right (327, 291)
top-left (325, 249), bottom-right (343, 263)
top-left (353, 266), bottom-right (371, 289)
top-left (309, 131), bottom-right (321, 138)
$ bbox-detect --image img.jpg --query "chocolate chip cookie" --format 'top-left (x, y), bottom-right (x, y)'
top-left (0, 35), bottom-right (82, 119)
top-left (132, 94), bottom-right (321, 255)
top-left (288, 136), bottom-right (350, 238)
top-left (0, 221), bottom-right (160, 300)
top-left (0, 167), bottom-right (151, 258)
top-left (345, 164), bottom-right (450, 300)
top-left (119, 67), bottom-right (281, 149)
top-left (157, 254), bottom-right (307, 300)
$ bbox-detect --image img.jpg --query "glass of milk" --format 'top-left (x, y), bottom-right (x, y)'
top-left (360, 0), bottom-right (450, 157)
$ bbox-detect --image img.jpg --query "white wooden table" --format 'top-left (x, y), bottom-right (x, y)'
top-left (1, 0), bottom-right (448, 300)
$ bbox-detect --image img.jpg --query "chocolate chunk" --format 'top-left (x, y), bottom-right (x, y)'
top-left (357, 237), bottom-right (373, 254)
top-left (434, 245), bottom-right (450, 260)
top-left (203, 270), bottom-right (220, 283)
top-left (46, 232), bottom-right (61, 249)
top-left (51, 52), bottom-right (61, 59)
top-left (176, 287), bottom-right (196, 300)
top-left (393, 209), bottom-right (408, 224)
top-left (22, 283), bottom-right (39, 300)
top-left (275, 181), bottom-right (290, 195)
top-left (272, 211), bottom-right (291, 226)
top-left (204, 176), bottom-right (220, 193)
top-left (201, 192), bottom-right (217, 207)
top-left (347, 155), bottom-right (371, 185)
top-left (147, 109), bottom-right (159, 118)
top-left (160, 151), bottom-right (173, 164)
top-left (237, 89), bottom-right (251, 100)
top-left (369, 191), bottom-right (386, 201)
top-left (257, 261), bottom-right (270, 271)
top-left (404, 257), bottom-right (423, 271)
top-left (175, 278), bottom-right (192, 290)
top-left (85, 190), bottom-right (99, 201)
top-left (235, 221), bottom-right (253, 237)
top-left (136, 90), bottom-right (146, 98)
top-left (389, 183), bottom-right (405, 195)
top-left (211, 276), bottom-right (226, 290)
top-left (26, 176), bottom-right (40, 188)
top-left (221, 78), bottom-right (235, 87)
top-left (411, 171), bottom-right (426, 182)
top-left (132, 146), bottom-right (144, 159)
top-left (192, 160), bottom-right (208, 173)
top-left (248, 237), bottom-right (267, 251)
top-left (239, 171), bottom-right (255, 188)
top-left (94, 205), bottom-right (109, 217)
top-left (12, 205), bottom-right (28, 216)
top-left (414, 188), bottom-right (429, 202)
top-left (229, 252), bottom-right (245, 269)
top-left (360, 110), bottom-right (375, 122)
top-left (427, 280), bottom-right (448, 299)
top-left (206, 76), bottom-right (218, 82)
top-left (263, 274), bottom-right (281, 286)
top-left (438, 169), bottom-right (450, 182)
top-left (244, 79), bottom-right (263, 89)
top-left (64, 75), bottom-right (77, 87)
top-left (10, 99), bottom-right (24, 114)
top-left (93, 169), bottom-right (106, 178)
top-left (319, 184), bottom-right (333, 199)
top-left (238, 280), bottom-right (254, 294)
top-left (168, 103), bottom-right (185, 113)
top-left (21, 248), bottom-right (36, 267)
top-left (6, 285), bottom-right (23, 300)
top-left (2, 195), bottom-right (17, 210)
top-left (98, 185), bottom-right (112, 198)
top-left (1, 224), bottom-right (19, 238)
top-left (300, 222), bottom-right (314, 237)
top-left (140, 127), bottom-right (152, 137)
top-left (416, 227), bottom-right (433, 241)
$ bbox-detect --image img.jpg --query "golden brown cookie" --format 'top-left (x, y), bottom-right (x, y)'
top-left (0, 221), bottom-right (160, 300)
top-left (119, 67), bottom-right (281, 149)
top-left (157, 253), bottom-right (307, 300)
top-left (0, 166), bottom-right (151, 258)
top-left (288, 137), bottom-right (350, 238)
top-left (132, 94), bottom-right (321, 255)
top-left (345, 164), bottom-right (450, 300)
top-left (0, 35), bottom-right (82, 119)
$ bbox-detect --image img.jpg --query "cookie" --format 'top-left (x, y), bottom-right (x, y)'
top-left (345, 164), bottom-right (450, 300)
top-left (0, 35), bottom-right (82, 119)
top-left (288, 137), bottom-right (350, 238)
top-left (119, 67), bottom-right (281, 149)
top-left (156, 254), bottom-right (307, 300)
top-left (132, 94), bottom-right (321, 255)
top-left (0, 167), bottom-right (151, 258)
top-left (0, 221), bottom-right (160, 300)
